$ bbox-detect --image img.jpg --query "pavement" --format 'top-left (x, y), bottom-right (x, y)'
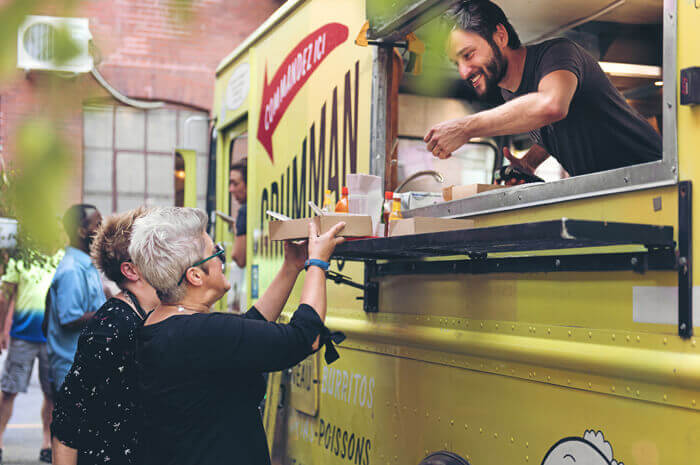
top-left (0, 350), bottom-right (47, 465)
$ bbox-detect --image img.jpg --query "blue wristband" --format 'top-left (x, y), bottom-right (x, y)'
top-left (304, 259), bottom-right (329, 271)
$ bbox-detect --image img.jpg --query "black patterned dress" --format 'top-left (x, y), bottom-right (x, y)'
top-left (51, 298), bottom-right (145, 465)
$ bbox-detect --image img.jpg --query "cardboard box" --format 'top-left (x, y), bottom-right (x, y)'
top-left (442, 184), bottom-right (504, 201)
top-left (269, 214), bottom-right (373, 241)
top-left (389, 217), bottom-right (475, 237)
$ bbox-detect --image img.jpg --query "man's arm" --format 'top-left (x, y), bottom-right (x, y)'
top-left (0, 283), bottom-right (17, 352)
top-left (53, 269), bottom-right (94, 330)
top-left (232, 234), bottom-right (246, 268)
top-left (61, 312), bottom-right (96, 330)
top-left (425, 70), bottom-right (578, 158)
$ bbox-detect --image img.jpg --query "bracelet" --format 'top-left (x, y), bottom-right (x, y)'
top-left (304, 258), bottom-right (329, 271)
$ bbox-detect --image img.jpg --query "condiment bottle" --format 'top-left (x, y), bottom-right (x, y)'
top-left (335, 186), bottom-right (349, 213)
top-left (322, 189), bottom-right (334, 213)
top-left (388, 194), bottom-right (402, 223)
top-left (382, 191), bottom-right (394, 236)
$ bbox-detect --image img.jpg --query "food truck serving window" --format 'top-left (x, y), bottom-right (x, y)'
top-left (369, 0), bottom-right (677, 218)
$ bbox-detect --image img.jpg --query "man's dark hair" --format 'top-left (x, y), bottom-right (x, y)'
top-left (230, 157), bottom-right (247, 184)
top-left (63, 204), bottom-right (97, 238)
top-left (446, 0), bottom-right (521, 49)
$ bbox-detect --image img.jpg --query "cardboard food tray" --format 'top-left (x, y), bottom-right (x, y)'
top-left (269, 214), bottom-right (373, 241)
top-left (443, 184), bottom-right (504, 201)
top-left (389, 217), bottom-right (475, 237)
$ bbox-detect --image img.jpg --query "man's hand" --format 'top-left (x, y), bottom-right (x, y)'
top-left (503, 147), bottom-right (536, 175)
top-left (498, 145), bottom-right (551, 185)
top-left (424, 117), bottom-right (470, 159)
top-left (283, 240), bottom-right (308, 273)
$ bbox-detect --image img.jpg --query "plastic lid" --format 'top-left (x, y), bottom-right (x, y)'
top-left (342, 186), bottom-right (349, 195)
top-left (385, 191), bottom-right (394, 200)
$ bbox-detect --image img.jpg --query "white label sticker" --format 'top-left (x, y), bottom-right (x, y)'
top-left (632, 286), bottom-right (698, 326)
top-left (225, 63), bottom-right (250, 112)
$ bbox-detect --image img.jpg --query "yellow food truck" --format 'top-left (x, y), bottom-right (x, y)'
top-left (203, 0), bottom-right (699, 463)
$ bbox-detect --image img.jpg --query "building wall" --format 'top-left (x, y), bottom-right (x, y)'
top-left (0, 0), bottom-right (282, 204)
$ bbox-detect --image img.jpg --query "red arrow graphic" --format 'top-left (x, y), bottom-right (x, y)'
top-left (257, 22), bottom-right (349, 163)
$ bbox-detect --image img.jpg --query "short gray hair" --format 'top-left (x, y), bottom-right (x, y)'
top-left (129, 207), bottom-right (208, 303)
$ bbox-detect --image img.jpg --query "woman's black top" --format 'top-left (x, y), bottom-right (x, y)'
top-left (51, 298), bottom-right (144, 465)
top-left (137, 304), bottom-right (325, 465)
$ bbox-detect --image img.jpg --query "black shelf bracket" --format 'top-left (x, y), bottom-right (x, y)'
top-left (678, 181), bottom-right (693, 338)
top-left (326, 265), bottom-right (379, 313)
top-left (371, 250), bottom-right (677, 277)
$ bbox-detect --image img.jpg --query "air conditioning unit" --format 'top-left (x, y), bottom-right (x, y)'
top-left (17, 15), bottom-right (93, 73)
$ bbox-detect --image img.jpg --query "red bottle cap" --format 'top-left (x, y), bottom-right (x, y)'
top-left (342, 186), bottom-right (349, 195)
top-left (385, 191), bottom-right (394, 200)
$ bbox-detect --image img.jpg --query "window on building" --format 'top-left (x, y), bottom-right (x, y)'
top-left (82, 103), bottom-right (208, 214)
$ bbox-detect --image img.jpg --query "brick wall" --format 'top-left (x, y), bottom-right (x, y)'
top-left (0, 0), bottom-right (282, 201)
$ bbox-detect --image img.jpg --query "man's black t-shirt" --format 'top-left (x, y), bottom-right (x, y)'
top-left (501, 38), bottom-right (662, 176)
top-left (137, 305), bottom-right (325, 465)
top-left (235, 203), bottom-right (246, 237)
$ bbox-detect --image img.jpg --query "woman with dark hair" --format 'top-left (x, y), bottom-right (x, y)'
top-left (51, 207), bottom-right (159, 465)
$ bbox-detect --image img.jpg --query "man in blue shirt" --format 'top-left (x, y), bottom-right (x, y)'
top-left (46, 204), bottom-right (106, 392)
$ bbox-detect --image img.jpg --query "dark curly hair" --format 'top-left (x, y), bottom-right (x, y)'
top-left (90, 206), bottom-right (149, 285)
top-left (446, 0), bottom-right (521, 49)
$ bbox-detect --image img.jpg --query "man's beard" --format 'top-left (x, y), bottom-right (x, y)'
top-left (472, 41), bottom-right (508, 98)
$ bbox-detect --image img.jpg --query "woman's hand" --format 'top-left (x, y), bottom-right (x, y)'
top-left (308, 221), bottom-right (346, 262)
top-left (283, 240), bottom-right (308, 273)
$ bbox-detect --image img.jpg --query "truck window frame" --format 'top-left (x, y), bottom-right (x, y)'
top-left (369, 0), bottom-right (677, 219)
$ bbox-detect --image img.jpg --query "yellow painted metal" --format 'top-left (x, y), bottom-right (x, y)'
top-left (207, 0), bottom-right (700, 464)
top-left (290, 352), bottom-right (321, 416)
top-left (175, 149), bottom-right (197, 208)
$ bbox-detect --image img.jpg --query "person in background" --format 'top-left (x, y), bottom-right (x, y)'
top-left (46, 205), bottom-right (106, 395)
top-left (229, 158), bottom-right (247, 268)
top-left (0, 250), bottom-right (63, 464)
top-left (131, 207), bottom-right (345, 465)
top-left (51, 207), bottom-right (159, 465)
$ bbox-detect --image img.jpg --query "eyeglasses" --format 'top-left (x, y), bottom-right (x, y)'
top-left (178, 243), bottom-right (226, 286)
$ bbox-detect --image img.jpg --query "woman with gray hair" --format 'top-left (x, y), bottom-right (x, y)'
top-left (130, 207), bottom-right (345, 465)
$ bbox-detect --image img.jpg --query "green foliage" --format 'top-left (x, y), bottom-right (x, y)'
top-left (53, 23), bottom-right (82, 65)
top-left (0, 0), bottom-right (42, 78)
top-left (0, 120), bottom-right (70, 267)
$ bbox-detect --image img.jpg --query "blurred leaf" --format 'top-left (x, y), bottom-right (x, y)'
top-left (167, 0), bottom-right (195, 24)
top-left (402, 10), bottom-right (457, 96)
top-left (8, 118), bottom-right (72, 253)
top-left (0, 0), bottom-right (42, 78)
top-left (53, 22), bottom-right (82, 65)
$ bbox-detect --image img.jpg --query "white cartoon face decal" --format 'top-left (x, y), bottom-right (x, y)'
top-left (541, 430), bottom-right (624, 465)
